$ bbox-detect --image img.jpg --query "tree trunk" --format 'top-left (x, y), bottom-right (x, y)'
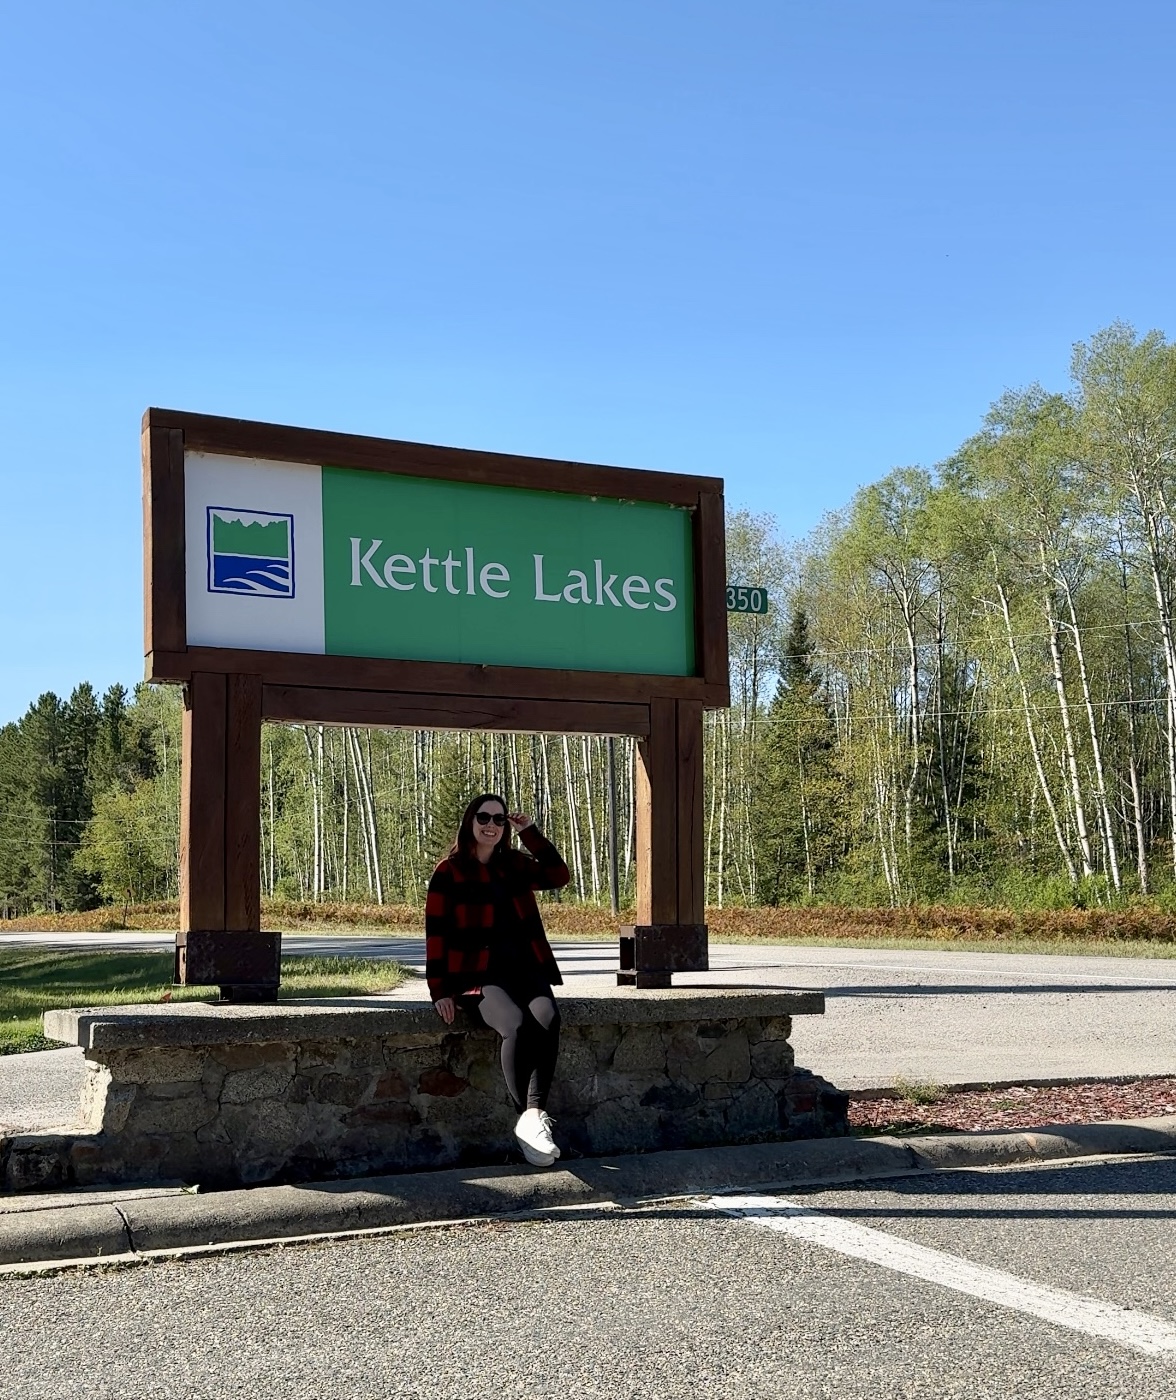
top-left (997, 579), bottom-right (1077, 883)
top-left (1058, 576), bottom-right (1121, 890)
top-left (1042, 586), bottom-right (1093, 879)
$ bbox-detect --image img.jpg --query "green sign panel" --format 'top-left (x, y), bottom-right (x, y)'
top-left (186, 455), bottom-right (697, 677)
top-left (726, 584), bottom-right (769, 615)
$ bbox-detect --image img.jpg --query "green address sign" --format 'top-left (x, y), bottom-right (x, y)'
top-left (726, 584), bottom-right (769, 615)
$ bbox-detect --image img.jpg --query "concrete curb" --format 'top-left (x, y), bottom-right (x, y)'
top-left (2, 1116), bottom-right (1175, 1270)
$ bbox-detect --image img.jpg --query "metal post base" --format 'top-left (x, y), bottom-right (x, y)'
top-left (175, 929), bottom-right (282, 995)
top-left (616, 970), bottom-right (674, 989)
top-left (617, 924), bottom-right (707, 991)
top-left (219, 982), bottom-right (280, 1004)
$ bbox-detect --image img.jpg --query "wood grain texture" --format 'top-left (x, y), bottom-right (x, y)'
top-left (676, 699), bottom-right (706, 925)
top-left (180, 673), bottom-right (227, 933)
top-left (150, 647), bottom-right (727, 707)
top-left (143, 407), bottom-right (721, 505)
top-left (224, 674), bottom-right (262, 932)
top-left (142, 423), bottom-right (186, 657)
top-left (635, 697), bottom-right (680, 924)
top-left (261, 685), bottom-right (651, 736)
top-left (695, 490), bottom-right (730, 699)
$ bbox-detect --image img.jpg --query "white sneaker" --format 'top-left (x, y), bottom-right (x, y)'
top-left (514, 1108), bottom-right (560, 1166)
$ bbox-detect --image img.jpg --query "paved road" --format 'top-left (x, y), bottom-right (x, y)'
top-left (2, 1153), bottom-right (1175, 1398)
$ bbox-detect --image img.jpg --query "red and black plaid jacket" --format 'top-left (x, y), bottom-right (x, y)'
top-left (425, 825), bottom-right (570, 1000)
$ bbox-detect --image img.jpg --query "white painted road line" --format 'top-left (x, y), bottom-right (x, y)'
top-left (711, 1194), bottom-right (1176, 1357)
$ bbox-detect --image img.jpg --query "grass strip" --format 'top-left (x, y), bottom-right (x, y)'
top-left (0, 948), bottom-right (410, 1055)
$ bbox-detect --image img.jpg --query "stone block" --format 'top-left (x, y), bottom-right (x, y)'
top-left (751, 1039), bottom-right (796, 1078)
top-left (315, 1074), bottom-right (365, 1106)
top-left (757, 1016), bottom-right (793, 1042)
top-left (345, 1039), bottom-right (386, 1071)
top-left (584, 1099), bottom-right (661, 1155)
top-left (125, 1091), bottom-right (218, 1136)
top-left (220, 1101), bottom-right (306, 1180)
top-left (196, 1119), bottom-right (234, 1147)
top-left (145, 1080), bottom-right (209, 1100)
top-left (418, 1068), bottom-right (469, 1098)
top-left (466, 1060), bottom-right (501, 1095)
top-left (347, 1101), bottom-right (419, 1128)
top-left (639, 1082), bottom-right (699, 1111)
top-left (703, 1032), bottom-right (751, 1084)
top-left (101, 1082), bottom-right (138, 1134)
top-left (287, 1075), bottom-right (315, 1105)
top-left (220, 1060), bottom-right (295, 1105)
top-left (5, 1138), bottom-right (69, 1192)
top-left (80, 1065), bottom-right (108, 1125)
top-left (201, 1058), bottom-right (228, 1098)
top-left (71, 1135), bottom-right (166, 1187)
top-left (583, 1022), bottom-right (622, 1064)
top-left (155, 1139), bottom-right (236, 1187)
top-left (665, 1030), bottom-right (707, 1081)
top-left (384, 1032), bottom-right (446, 1051)
top-left (102, 1047), bottom-right (207, 1085)
top-left (552, 1032), bottom-right (597, 1083)
top-left (298, 1040), bottom-right (352, 1071)
top-left (370, 1069), bottom-right (410, 1102)
top-left (385, 1046), bottom-right (449, 1080)
top-left (612, 1027), bottom-right (667, 1075)
top-left (726, 1080), bottom-right (779, 1138)
top-left (214, 1043), bottom-right (291, 1072)
top-left (421, 1089), bottom-right (503, 1140)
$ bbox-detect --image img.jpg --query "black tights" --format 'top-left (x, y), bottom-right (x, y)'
top-left (475, 984), bottom-right (561, 1112)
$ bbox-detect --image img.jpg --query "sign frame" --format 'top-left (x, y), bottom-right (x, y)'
top-left (142, 408), bottom-right (729, 997)
top-left (144, 408), bottom-right (729, 706)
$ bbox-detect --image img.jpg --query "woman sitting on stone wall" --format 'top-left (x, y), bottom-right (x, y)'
top-left (426, 793), bottom-right (570, 1167)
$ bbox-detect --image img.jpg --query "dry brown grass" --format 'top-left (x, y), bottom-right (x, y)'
top-left (703, 904), bottom-right (1176, 944)
top-left (7, 899), bottom-right (1176, 943)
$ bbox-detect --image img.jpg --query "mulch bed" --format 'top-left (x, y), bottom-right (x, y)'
top-left (850, 1077), bottom-right (1176, 1136)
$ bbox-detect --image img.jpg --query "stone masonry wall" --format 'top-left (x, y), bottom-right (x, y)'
top-left (3, 1002), bottom-right (847, 1192)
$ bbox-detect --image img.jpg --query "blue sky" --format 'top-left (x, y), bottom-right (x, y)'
top-left (1, 1), bottom-right (1173, 723)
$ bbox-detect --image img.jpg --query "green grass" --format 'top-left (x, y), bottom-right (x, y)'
top-left (0, 948), bottom-right (411, 1055)
top-left (892, 1077), bottom-right (949, 1106)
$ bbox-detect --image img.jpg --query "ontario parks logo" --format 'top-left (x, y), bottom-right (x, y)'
top-left (206, 507), bottom-right (295, 597)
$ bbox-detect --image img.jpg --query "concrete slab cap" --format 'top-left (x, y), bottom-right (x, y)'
top-left (43, 990), bottom-right (826, 1052)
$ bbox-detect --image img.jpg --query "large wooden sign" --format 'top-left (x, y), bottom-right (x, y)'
top-left (143, 408), bottom-right (729, 996)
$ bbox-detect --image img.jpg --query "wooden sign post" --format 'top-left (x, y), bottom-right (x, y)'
top-left (143, 409), bottom-right (729, 998)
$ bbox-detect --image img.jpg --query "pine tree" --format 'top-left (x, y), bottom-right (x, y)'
top-left (752, 607), bottom-right (844, 903)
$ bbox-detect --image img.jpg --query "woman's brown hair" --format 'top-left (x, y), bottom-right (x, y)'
top-left (449, 793), bottom-right (514, 869)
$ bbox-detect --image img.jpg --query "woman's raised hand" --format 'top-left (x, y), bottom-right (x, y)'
top-left (434, 997), bottom-right (456, 1025)
top-left (507, 813), bottom-right (534, 832)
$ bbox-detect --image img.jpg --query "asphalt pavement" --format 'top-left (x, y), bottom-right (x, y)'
top-left (1, 1152), bottom-right (1174, 1398)
top-left (4, 933), bottom-right (1176, 1133)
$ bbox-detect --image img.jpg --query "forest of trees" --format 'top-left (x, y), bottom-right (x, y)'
top-left (4, 323), bottom-right (1176, 915)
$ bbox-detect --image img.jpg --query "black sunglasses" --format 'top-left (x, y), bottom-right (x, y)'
top-left (474, 812), bottom-right (507, 826)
